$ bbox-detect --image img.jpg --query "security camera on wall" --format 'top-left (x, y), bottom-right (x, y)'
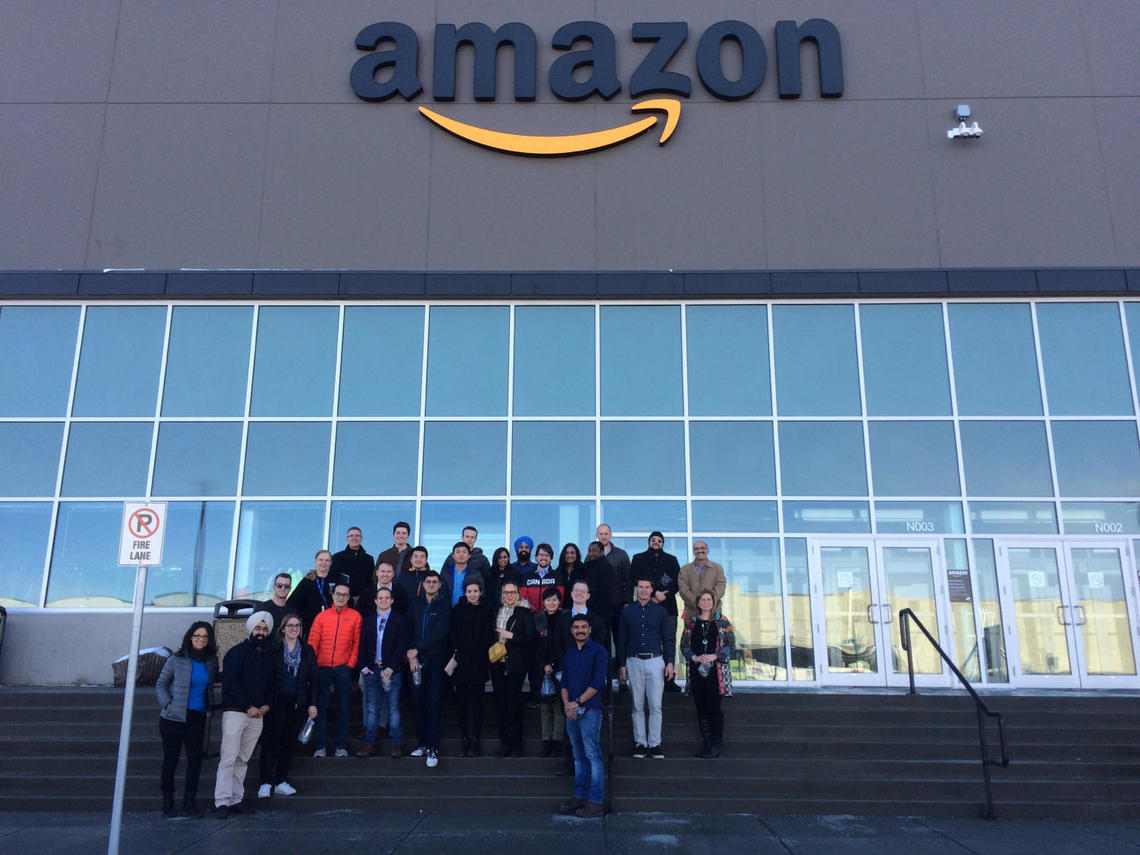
top-left (948, 103), bottom-right (983, 139)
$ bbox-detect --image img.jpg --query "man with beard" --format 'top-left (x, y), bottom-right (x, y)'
top-left (215, 611), bottom-right (276, 819)
top-left (509, 535), bottom-right (535, 577)
top-left (630, 531), bottom-right (683, 693)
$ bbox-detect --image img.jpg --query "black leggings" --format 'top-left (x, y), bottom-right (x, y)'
top-left (489, 665), bottom-right (525, 745)
top-left (159, 709), bottom-right (206, 798)
top-left (258, 694), bottom-right (304, 786)
top-left (690, 670), bottom-right (722, 720)
top-left (454, 682), bottom-right (486, 741)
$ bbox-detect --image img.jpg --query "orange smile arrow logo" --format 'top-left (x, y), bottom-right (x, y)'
top-left (418, 98), bottom-right (681, 156)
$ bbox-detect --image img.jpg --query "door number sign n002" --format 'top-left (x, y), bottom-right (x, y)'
top-left (118, 501), bottom-right (167, 566)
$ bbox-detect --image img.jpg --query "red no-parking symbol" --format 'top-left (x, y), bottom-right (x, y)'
top-left (119, 501), bottom-right (167, 566)
top-left (128, 508), bottom-right (160, 538)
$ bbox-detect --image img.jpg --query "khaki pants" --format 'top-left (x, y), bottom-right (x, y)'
top-left (214, 710), bottom-right (263, 807)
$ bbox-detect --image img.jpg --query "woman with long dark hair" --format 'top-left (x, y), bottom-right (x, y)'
top-left (484, 546), bottom-right (518, 607)
top-left (449, 578), bottom-right (495, 756)
top-left (556, 542), bottom-right (584, 582)
top-left (489, 581), bottom-right (534, 757)
top-left (256, 611), bottom-right (317, 798)
top-left (680, 590), bottom-right (735, 758)
top-left (155, 620), bottom-right (218, 818)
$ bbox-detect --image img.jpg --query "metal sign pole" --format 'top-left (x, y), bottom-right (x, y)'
top-left (108, 564), bottom-right (148, 855)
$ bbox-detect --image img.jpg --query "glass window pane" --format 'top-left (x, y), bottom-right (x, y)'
top-left (600, 306), bottom-right (682, 416)
top-left (162, 306), bottom-right (252, 416)
top-left (778, 421), bottom-right (867, 496)
top-left (1062, 502), bottom-right (1140, 536)
top-left (686, 305), bottom-right (771, 416)
top-left (333, 422), bottom-right (419, 496)
top-left (152, 422), bottom-right (242, 496)
top-left (860, 304), bottom-right (951, 416)
top-left (971, 539), bottom-right (1008, 682)
top-left (600, 422), bottom-right (685, 495)
top-left (868, 421), bottom-right (960, 496)
top-left (46, 502), bottom-right (131, 606)
top-left (1126, 303), bottom-right (1140, 374)
top-left (512, 422), bottom-right (594, 496)
top-left (949, 304), bottom-right (1042, 416)
top-left (61, 422), bottom-right (152, 497)
top-left (0, 306), bottom-right (79, 416)
top-left (0, 502), bottom-right (52, 606)
top-left (0, 423), bottom-right (62, 497)
top-left (969, 501), bottom-right (1058, 534)
top-left (945, 539), bottom-right (980, 681)
top-left (773, 305), bottom-right (860, 416)
top-left (421, 501), bottom-right (505, 567)
top-left (339, 306), bottom-right (424, 417)
top-left (250, 307), bottom-right (338, 416)
top-left (614, 536), bottom-right (688, 565)
top-left (1052, 420), bottom-right (1140, 497)
top-left (243, 422), bottom-right (330, 496)
top-left (783, 501), bottom-right (871, 533)
top-left (426, 307), bottom-right (508, 416)
top-left (690, 421), bottom-right (775, 496)
top-left (601, 500), bottom-right (687, 533)
top-left (234, 501), bottom-right (326, 599)
top-left (513, 306), bottom-right (595, 416)
top-left (1037, 303), bottom-right (1132, 416)
top-left (422, 422), bottom-right (506, 495)
top-left (72, 306), bottom-right (166, 417)
top-left (874, 501), bottom-right (965, 534)
top-left (146, 501), bottom-right (234, 607)
top-left (510, 501), bottom-right (595, 554)
top-left (959, 421), bottom-right (1053, 496)
top-left (785, 538), bottom-right (814, 680)
top-left (329, 501), bottom-right (417, 554)
top-left (691, 501), bottom-right (779, 532)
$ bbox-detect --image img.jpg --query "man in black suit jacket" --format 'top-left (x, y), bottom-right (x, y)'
top-left (357, 587), bottom-right (410, 757)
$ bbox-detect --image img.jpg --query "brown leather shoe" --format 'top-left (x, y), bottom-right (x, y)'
top-left (576, 801), bottom-right (604, 819)
top-left (557, 797), bottom-right (585, 815)
top-left (390, 744), bottom-right (402, 758)
top-left (357, 745), bottom-right (376, 758)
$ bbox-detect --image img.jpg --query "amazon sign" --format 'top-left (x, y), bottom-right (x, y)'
top-left (350, 19), bottom-right (844, 156)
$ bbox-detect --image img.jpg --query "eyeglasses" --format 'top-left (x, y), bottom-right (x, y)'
top-left (332, 591), bottom-right (350, 598)
top-left (284, 623), bottom-right (301, 631)
top-left (191, 632), bottom-right (209, 639)
top-left (274, 582), bottom-right (291, 589)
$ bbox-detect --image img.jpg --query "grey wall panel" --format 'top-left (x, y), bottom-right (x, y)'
top-left (166, 272), bottom-right (254, 296)
top-left (0, 1), bottom-right (118, 103)
top-left (0, 105), bottom-right (105, 268)
top-left (1079, 0), bottom-right (1140, 97)
top-left (78, 272), bottom-right (166, 296)
top-left (0, 272), bottom-right (79, 296)
top-left (88, 104), bottom-right (269, 269)
top-left (1094, 98), bottom-right (1140, 265)
top-left (108, 0), bottom-right (278, 102)
top-left (929, 97), bottom-right (1116, 268)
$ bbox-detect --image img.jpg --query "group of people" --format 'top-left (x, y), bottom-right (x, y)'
top-left (156, 521), bottom-right (735, 821)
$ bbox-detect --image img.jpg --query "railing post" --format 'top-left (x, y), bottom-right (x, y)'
top-left (977, 704), bottom-right (995, 820)
top-left (902, 610), bottom-right (916, 695)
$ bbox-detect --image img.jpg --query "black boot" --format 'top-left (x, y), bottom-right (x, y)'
top-left (695, 716), bottom-right (714, 758)
top-left (556, 741), bottom-right (574, 776)
top-left (470, 737), bottom-right (482, 757)
top-left (541, 739), bottom-right (553, 757)
top-left (460, 737), bottom-right (471, 757)
top-left (709, 711), bottom-right (724, 758)
top-left (162, 792), bottom-right (177, 818)
top-left (182, 794), bottom-right (203, 818)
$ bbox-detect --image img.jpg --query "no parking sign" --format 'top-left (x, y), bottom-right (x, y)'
top-left (118, 501), bottom-right (167, 566)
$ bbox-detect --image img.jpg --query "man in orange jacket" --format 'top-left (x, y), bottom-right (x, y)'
top-left (308, 581), bottom-right (362, 758)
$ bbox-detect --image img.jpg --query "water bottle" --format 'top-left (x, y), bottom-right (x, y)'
top-left (298, 717), bottom-right (315, 745)
top-left (412, 667), bottom-right (422, 687)
top-left (698, 662), bottom-right (713, 678)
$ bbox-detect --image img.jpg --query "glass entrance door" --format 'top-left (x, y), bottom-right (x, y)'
top-left (809, 538), bottom-right (951, 687)
top-left (996, 541), bottom-right (1140, 688)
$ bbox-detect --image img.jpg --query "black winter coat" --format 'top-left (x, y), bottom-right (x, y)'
top-left (450, 599), bottom-right (495, 686)
top-left (271, 639), bottom-right (317, 709)
top-left (495, 605), bottom-right (536, 678)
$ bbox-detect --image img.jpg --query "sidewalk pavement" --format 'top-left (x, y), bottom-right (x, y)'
top-left (2, 809), bottom-right (1139, 855)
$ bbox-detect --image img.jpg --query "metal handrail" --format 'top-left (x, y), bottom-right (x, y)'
top-left (899, 608), bottom-right (1009, 820)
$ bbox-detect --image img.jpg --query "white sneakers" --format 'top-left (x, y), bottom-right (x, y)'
top-left (313, 748), bottom-right (326, 758)
top-left (257, 784), bottom-right (272, 799)
top-left (425, 749), bottom-right (438, 768)
top-left (334, 748), bottom-right (349, 758)
top-left (410, 746), bottom-right (426, 757)
top-left (274, 782), bottom-right (296, 796)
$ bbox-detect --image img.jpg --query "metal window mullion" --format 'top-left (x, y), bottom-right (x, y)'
top-left (505, 304), bottom-right (516, 542)
top-left (679, 304), bottom-right (693, 547)
top-left (852, 304), bottom-right (875, 535)
top-left (767, 304), bottom-right (783, 533)
top-left (145, 305), bottom-right (174, 499)
top-left (1029, 303), bottom-right (1062, 530)
top-left (226, 305), bottom-right (260, 600)
top-left (324, 305), bottom-right (346, 548)
top-left (941, 302), bottom-right (971, 536)
top-left (415, 305), bottom-right (430, 540)
top-left (594, 303), bottom-right (602, 528)
top-left (1116, 301), bottom-right (1140, 449)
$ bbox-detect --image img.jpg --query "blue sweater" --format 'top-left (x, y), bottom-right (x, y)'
top-left (561, 639), bottom-right (608, 712)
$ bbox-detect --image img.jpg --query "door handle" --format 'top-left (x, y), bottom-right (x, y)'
top-left (1074, 604), bottom-right (1087, 626)
top-left (866, 603), bottom-right (878, 624)
top-left (881, 603), bottom-right (894, 624)
top-left (1056, 605), bottom-right (1070, 625)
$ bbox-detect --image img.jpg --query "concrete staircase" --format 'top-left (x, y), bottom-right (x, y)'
top-left (2, 686), bottom-right (1138, 819)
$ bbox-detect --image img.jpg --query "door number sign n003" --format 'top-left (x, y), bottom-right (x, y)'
top-left (118, 502), bottom-right (167, 566)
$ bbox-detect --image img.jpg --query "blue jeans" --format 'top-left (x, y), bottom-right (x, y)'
top-left (315, 664), bottom-right (352, 750)
top-left (410, 662), bottom-right (445, 750)
top-left (565, 707), bottom-right (604, 804)
top-left (362, 670), bottom-right (403, 747)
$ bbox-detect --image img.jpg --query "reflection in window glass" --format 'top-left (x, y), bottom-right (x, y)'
top-left (860, 304), bottom-right (951, 416)
top-left (512, 422), bottom-right (594, 496)
top-left (510, 501), bottom-right (595, 554)
top-left (339, 307), bottom-right (424, 417)
top-left (0, 306), bottom-right (79, 417)
top-left (46, 502), bottom-right (131, 606)
top-left (420, 501), bottom-right (505, 567)
top-left (783, 501), bottom-right (871, 533)
top-left (614, 536), bottom-right (688, 571)
top-left (0, 502), bottom-right (51, 607)
top-left (146, 502), bottom-right (234, 606)
top-left (1037, 303), bottom-right (1132, 416)
top-left (73, 306), bottom-right (166, 417)
top-left (689, 422), bottom-right (775, 496)
top-left (785, 538), bottom-right (813, 680)
top-left (601, 500), bottom-right (687, 533)
top-left (0, 423), bottom-right (62, 497)
top-left (960, 421), bottom-right (1053, 496)
top-left (426, 307), bottom-right (508, 416)
top-left (874, 501), bottom-right (965, 534)
top-left (686, 305), bottom-right (771, 416)
top-left (971, 539), bottom-right (1008, 682)
top-left (600, 422), bottom-right (685, 495)
top-left (62, 422), bottom-right (152, 497)
top-left (1061, 502), bottom-right (1140, 536)
top-left (234, 501), bottom-right (325, 598)
top-left (162, 306), bottom-right (252, 416)
top-left (868, 421), bottom-right (960, 496)
top-left (250, 307), bottom-right (337, 416)
top-left (773, 305), bottom-right (860, 416)
top-left (969, 502), bottom-right (1057, 535)
top-left (152, 422), bottom-right (242, 496)
top-left (330, 501), bottom-right (417, 554)
top-left (600, 306), bottom-right (682, 416)
top-left (422, 422), bottom-right (506, 495)
top-left (513, 306), bottom-right (594, 416)
top-left (1051, 421), bottom-right (1140, 497)
top-left (333, 422), bottom-right (419, 496)
top-left (1126, 304), bottom-right (1140, 375)
top-left (243, 422), bottom-right (331, 496)
top-left (949, 304), bottom-right (1042, 416)
top-left (691, 501), bottom-right (778, 532)
top-left (945, 539), bottom-right (980, 681)
top-left (778, 422), bottom-right (867, 496)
